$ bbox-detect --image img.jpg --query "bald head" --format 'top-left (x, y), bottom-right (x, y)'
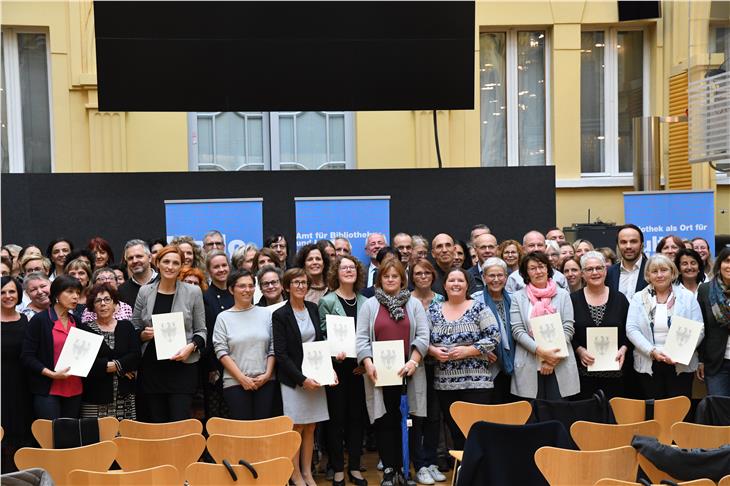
top-left (522, 231), bottom-right (546, 253)
top-left (431, 233), bottom-right (455, 269)
top-left (473, 233), bottom-right (498, 264)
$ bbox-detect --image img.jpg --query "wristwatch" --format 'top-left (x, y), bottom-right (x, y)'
top-left (408, 359), bottom-right (419, 368)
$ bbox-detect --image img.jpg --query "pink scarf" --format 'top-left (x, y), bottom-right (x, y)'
top-left (526, 280), bottom-right (558, 318)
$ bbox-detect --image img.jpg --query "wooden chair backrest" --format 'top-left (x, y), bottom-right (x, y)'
top-left (534, 446), bottom-right (638, 486)
top-left (570, 420), bottom-right (661, 451)
top-left (67, 465), bottom-right (179, 486)
top-left (449, 400), bottom-right (532, 437)
top-left (113, 433), bottom-right (206, 484)
top-left (185, 458), bottom-right (294, 485)
top-left (637, 452), bottom-right (679, 484)
top-left (14, 441), bottom-right (117, 486)
top-left (206, 432), bottom-right (302, 463)
top-left (609, 397), bottom-right (690, 444)
top-left (31, 416), bottom-right (119, 448)
top-left (719, 475), bottom-right (730, 486)
top-left (671, 422), bottom-right (730, 449)
top-left (205, 416), bottom-right (294, 436)
top-left (594, 479), bottom-right (716, 486)
top-left (118, 418), bottom-right (202, 439)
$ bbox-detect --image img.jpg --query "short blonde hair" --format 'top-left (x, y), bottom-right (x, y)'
top-left (644, 254), bottom-right (679, 282)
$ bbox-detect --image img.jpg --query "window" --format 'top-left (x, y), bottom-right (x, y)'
top-left (1, 28), bottom-right (53, 173)
top-left (581, 29), bottom-right (646, 176)
top-left (189, 111), bottom-right (355, 171)
top-left (479, 30), bottom-right (549, 167)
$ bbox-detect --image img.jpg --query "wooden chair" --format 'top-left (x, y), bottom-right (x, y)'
top-left (185, 457), bottom-right (294, 485)
top-left (117, 418), bottom-right (202, 439)
top-left (719, 475), bottom-right (730, 486)
top-left (671, 422), bottom-right (730, 449)
top-left (594, 479), bottom-right (716, 486)
top-left (14, 441), bottom-right (117, 486)
top-left (534, 445), bottom-right (638, 486)
top-left (205, 416), bottom-right (293, 436)
top-left (114, 433), bottom-right (206, 484)
top-left (31, 416), bottom-right (119, 448)
top-left (570, 420), bottom-right (661, 451)
top-left (637, 452), bottom-right (679, 484)
top-left (610, 396), bottom-right (691, 444)
top-left (206, 432), bottom-right (301, 463)
top-left (67, 465), bottom-right (179, 486)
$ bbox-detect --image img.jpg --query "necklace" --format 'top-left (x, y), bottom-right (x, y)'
top-left (336, 291), bottom-right (357, 307)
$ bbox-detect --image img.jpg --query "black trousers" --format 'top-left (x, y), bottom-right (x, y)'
top-left (410, 364), bottom-right (440, 469)
top-left (326, 359), bottom-right (365, 472)
top-left (145, 393), bottom-right (193, 423)
top-left (375, 385), bottom-right (419, 471)
top-left (490, 372), bottom-right (514, 404)
top-left (223, 380), bottom-right (279, 420)
top-left (536, 372), bottom-right (563, 400)
top-left (577, 374), bottom-right (625, 400)
top-left (437, 388), bottom-right (492, 451)
top-left (639, 362), bottom-right (694, 400)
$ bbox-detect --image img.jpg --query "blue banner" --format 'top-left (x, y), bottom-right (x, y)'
top-left (295, 197), bottom-right (390, 263)
top-left (164, 198), bottom-right (263, 256)
top-left (623, 191), bottom-right (715, 256)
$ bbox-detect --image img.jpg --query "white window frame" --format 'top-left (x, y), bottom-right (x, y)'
top-left (1, 27), bottom-right (54, 173)
top-left (581, 27), bottom-right (649, 178)
top-left (188, 111), bottom-right (356, 171)
top-left (480, 28), bottom-right (552, 167)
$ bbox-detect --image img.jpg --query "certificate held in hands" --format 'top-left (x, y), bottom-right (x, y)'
top-left (152, 312), bottom-right (187, 360)
top-left (663, 316), bottom-right (703, 366)
top-left (586, 327), bottom-right (620, 372)
top-left (530, 313), bottom-right (568, 358)
top-left (302, 341), bottom-right (336, 386)
top-left (326, 315), bottom-right (356, 358)
top-left (55, 327), bottom-right (104, 377)
top-left (372, 340), bottom-right (405, 387)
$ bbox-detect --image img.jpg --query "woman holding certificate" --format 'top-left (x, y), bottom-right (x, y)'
top-left (510, 252), bottom-right (579, 400)
top-left (626, 254), bottom-right (703, 399)
top-left (21, 275), bottom-right (84, 419)
top-left (213, 269), bottom-right (277, 420)
top-left (570, 251), bottom-right (629, 399)
top-left (273, 268), bottom-right (330, 486)
top-left (132, 245), bottom-right (206, 422)
top-left (318, 255), bottom-right (368, 486)
top-left (356, 256), bottom-right (429, 486)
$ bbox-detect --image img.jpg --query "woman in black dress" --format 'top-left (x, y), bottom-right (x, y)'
top-left (1, 276), bottom-right (33, 472)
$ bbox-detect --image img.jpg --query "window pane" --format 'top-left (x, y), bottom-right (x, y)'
top-left (197, 116), bottom-right (214, 166)
top-left (215, 112), bottom-right (245, 169)
top-left (279, 114), bottom-right (295, 163)
top-left (517, 31), bottom-right (546, 166)
top-left (617, 31), bottom-right (643, 173)
top-left (580, 31), bottom-right (606, 173)
top-left (328, 113), bottom-right (345, 164)
top-left (1, 33), bottom-right (8, 173)
top-left (246, 115), bottom-right (264, 169)
top-left (18, 33), bottom-right (51, 173)
top-left (479, 32), bottom-right (507, 167)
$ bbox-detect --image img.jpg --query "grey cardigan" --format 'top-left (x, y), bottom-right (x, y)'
top-left (356, 296), bottom-right (430, 423)
top-left (132, 280), bottom-right (207, 364)
top-left (510, 287), bottom-right (580, 398)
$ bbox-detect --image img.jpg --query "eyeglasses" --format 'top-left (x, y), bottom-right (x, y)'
top-left (271, 243), bottom-right (286, 250)
top-left (94, 297), bottom-right (113, 305)
top-left (502, 250), bottom-right (518, 255)
top-left (583, 266), bottom-right (605, 273)
top-left (95, 276), bottom-right (116, 283)
top-left (261, 280), bottom-right (280, 288)
top-left (205, 241), bottom-right (224, 248)
top-left (339, 265), bottom-right (356, 272)
top-left (414, 271), bottom-right (432, 278)
top-left (291, 280), bottom-right (308, 287)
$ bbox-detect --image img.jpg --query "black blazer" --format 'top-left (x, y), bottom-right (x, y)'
top-left (606, 256), bottom-right (648, 296)
top-left (78, 320), bottom-right (140, 404)
top-left (272, 301), bottom-right (323, 388)
top-left (570, 287), bottom-right (630, 356)
top-left (21, 308), bottom-right (78, 395)
top-left (698, 281), bottom-right (730, 376)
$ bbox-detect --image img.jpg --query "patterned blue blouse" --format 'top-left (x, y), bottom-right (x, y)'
top-left (428, 300), bottom-right (500, 391)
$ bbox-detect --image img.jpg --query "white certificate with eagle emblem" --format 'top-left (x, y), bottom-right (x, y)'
top-left (152, 312), bottom-right (187, 360)
top-left (663, 316), bottom-right (703, 366)
top-left (302, 341), bottom-right (336, 385)
top-left (326, 315), bottom-right (357, 358)
top-left (530, 313), bottom-right (568, 360)
top-left (586, 327), bottom-right (619, 372)
top-left (55, 326), bottom-right (104, 377)
top-left (372, 340), bottom-right (405, 387)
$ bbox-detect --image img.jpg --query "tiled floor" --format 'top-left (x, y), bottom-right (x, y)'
top-left (312, 451), bottom-right (453, 485)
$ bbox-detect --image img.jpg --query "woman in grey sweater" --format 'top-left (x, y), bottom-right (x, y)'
top-left (212, 269), bottom-right (277, 420)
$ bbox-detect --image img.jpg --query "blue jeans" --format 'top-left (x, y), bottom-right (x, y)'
top-left (706, 359), bottom-right (730, 397)
top-left (33, 394), bottom-right (82, 420)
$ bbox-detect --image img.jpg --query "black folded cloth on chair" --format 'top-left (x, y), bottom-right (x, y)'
top-left (695, 395), bottom-right (730, 425)
top-left (632, 435), bottom-right (730, 482)
top-left (52, 418), bottom-right (100, 449)
top-left (530, 390), bottom-right (609, 447)
top-left (0, 468), bottom-right (54, 486)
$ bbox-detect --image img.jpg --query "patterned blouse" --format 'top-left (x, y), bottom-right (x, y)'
top-left (428, 300), bottom-right (500, 391)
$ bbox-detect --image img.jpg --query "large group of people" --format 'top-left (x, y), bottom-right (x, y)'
top-left (1, 225), bottom-right (728, 486)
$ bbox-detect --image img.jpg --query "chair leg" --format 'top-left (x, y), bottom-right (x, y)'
top-left (450, 460), bottom-right (459, 486)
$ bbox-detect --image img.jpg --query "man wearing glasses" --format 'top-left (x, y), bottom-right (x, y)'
top-left (203, 230), bottom-right (226, 255)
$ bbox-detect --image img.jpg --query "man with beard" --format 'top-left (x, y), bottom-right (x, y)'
top-left (117, 239), bottom-right (158, 306)
top-left (606, 224), bottom-right (648, 300)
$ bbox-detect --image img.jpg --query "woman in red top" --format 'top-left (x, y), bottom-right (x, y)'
top-left (21, 275), bottom-right (84, 419)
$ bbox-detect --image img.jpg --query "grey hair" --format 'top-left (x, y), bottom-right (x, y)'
top-left (482, 257), bottom-right (508, 274)
top-left (411, 234), bottom-right (429, 248)
top-left (23, 271), bottom-right (50, 290)
top-left (124, 239), bottom-right (150, 255)
top-left (545, 240), bottom-right (560, 252)
top-left (334, 237), bottom-right (351, 250)
top-left (257, 264), bottom-right (283, 288)
top-left (579, 251), bottom-right (606, 269)
top-left (205, 249), bottom-right (229, 269)
top-left (644, 254), bottom-right (679, 282)
top-left (231, 243), bottom-right (258, 269)
top-left (204, 229), bottom-right (223, 240)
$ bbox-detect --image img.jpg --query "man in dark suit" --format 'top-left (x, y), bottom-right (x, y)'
top-left (606, 224), bottom-right (648, 300)
top-left (467, 233), bottom-right (498, 294)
